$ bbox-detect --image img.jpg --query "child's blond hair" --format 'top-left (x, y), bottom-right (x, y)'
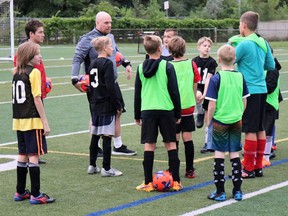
top-left (13, 42), bottom-right (40, 75)
top-left (143, 35), bottom-right (162, 55)
top-left (217, 45), bottom-right (235, 66)
top-left (91, 36), bottom-right (112, 53)
top-left (197, 36), bottom-right (213, 47)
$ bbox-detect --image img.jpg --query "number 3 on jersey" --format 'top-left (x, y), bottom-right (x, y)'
top-left (90, 68), bottom-right (99, 88)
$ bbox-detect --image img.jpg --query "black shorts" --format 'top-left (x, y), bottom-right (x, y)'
top-left (176, 115), bottom-right (195, 133)
top-left (242, 93), bottom-right (267, 133)
top-left (141, 117), bottom-right (177, 144)
top-left (17, 129), bottom-right (47, 156)
top-left (264, 108), bottom-right (276, 136)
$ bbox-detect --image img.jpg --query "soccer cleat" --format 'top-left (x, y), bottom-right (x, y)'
top-left (136, 182), bottom-right (155, 192)
top-left (30, 193), bottom-right (55, 204)
top-left (233, 191), bottom-right (243, 201)
top-left (171, 181), bottom-right (183, 191)
top-left (208, 191), bottom-right (226, 201)
top-left (112, 145), bottom-right (137, 156)
top-left (101, 167), bottom-right (123, 177)
top-left (200, 143), bottom-right (208, 154)
top-left (87, 165), bottom-right (100, 174)
top-left (269, 149), bottom-right (276, 160)
top-left (14, 189), bottom-right (30, 201)
top-left (255, 168), bottom-right (263, 177)
top-left (242, 169), bottom-right (255, 179)
top-left (196, 114), bottom-right (204, 128)
top-left (38, 158), bottom-right (47, 164)
top-left (262, 158), bottom-right (271, 167)
top-left (272, 145), bottom-right (277, 150)
top-left (185, 169), bottom-right (196, 178)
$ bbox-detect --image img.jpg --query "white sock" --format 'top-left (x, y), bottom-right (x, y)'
top-left (196, 103), bottom-right (204, 115)
top-left (205, 127), bottom-right (208, 143)
top-left (113, 136), bottom-right (122, 148)
top-left (264, 136), bottom-right (273, 161)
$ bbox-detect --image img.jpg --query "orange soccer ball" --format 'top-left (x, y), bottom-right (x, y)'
top-left (45, 78), bottom-right (52, 94)
top-left (79, 75), bottom-right (90, 92)
top-left (152, 170), bottom-right (174, 192)
top-left (115, 51), bottom-right (124, 67)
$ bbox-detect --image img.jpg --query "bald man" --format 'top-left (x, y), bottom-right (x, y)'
top-left (71, 12), bottom-right (136, 171)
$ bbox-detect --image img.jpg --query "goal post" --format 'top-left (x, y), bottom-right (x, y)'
top-left (0, 0), bottom-right (14, 61)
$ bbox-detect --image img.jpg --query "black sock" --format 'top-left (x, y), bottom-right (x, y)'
top-left (184, 140), bottom-right (194, 172)
top-left (231, 157), bottom-right (242, 194)
top-left (168, 149), bottom-right (180, 182)
top-left (16, 162), bottom-right (28, 194)
top-left (214, 158), bottom-right (225, 194)
top-left (89, 135), bottom-right (100, 166)
top-left (102, 136), bottom-right (112, 171)
top-left (143, 151), bottom-right (154, 184)
top-left (29, 164), bottom-right (40, 197)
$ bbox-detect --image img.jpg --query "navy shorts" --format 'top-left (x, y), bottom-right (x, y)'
top-left (212, 120), bottom-right (242, 152)
top-left (141, 117), bottom-right (177, 144)
top-left (176, 115), bottom-right (195, 133)
top-left (242, 93), bottom-right (267, 133)
top-left (17, 129), bottom-right (47, 156)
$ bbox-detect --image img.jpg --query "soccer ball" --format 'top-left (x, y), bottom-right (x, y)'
top-left (79, 74), bottom-right (90, 92)
top-left (115, 51), bottom-right (124, 67)
top-left (152, 170), bottom-right (174, 192)
top-left (45, 78), bottom-right (52, 94)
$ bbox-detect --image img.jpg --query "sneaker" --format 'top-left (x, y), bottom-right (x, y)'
top-left (112, 145), bottom-right (137, 156)
top-left (196, 114), bottom-right (204, 128)
top-left (87, 165), bottom-right (100, 174)
top-left (136, 182), bottom-right (155, 192)
top-left (262, 158), bottom-right (271, 167)
top-left (269, 149), bottom-right (276, 160)
top-left (272, 145), bottom-right (277, 150)
top-left (38, 158), bottom-right (46, 164)
top-left (200, 143), bottom-right (208, 154)
top-left (242, 169), bottom-right (255, 179)
top-left (185, 169), bottom-right (196, 178)
top-left (172, 181), bottom-right (183, 191)
top-left (30, 193), bottom-right (55, 204)
top-left (14, 189), bottom-right (30, 201)
top-left (255, 168), bottom-right (263, 177)
top-left (233, 191), bottom-right (243, 201)
top-left (101, 167), bottom-right (122, 177)
top-left (97, 147), bottom-right (103, 158)
top-left (208, 191), bottom-right (226, 201)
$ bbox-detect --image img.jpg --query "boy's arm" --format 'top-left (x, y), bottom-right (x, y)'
top-left (192, 61), bottom-right (200, 100)
top-left (134, 66), bottom-right (142, 122)
top-left (264, 41), bottom-right (275, 71)
top-left (206, 101), bottom-right (216, 126)
top-left (201, 73), bottom-right (213, 101)
top-left (34, 96), bottom-right (50, 136)
top-left (205, 74), bottom-right (219, 125)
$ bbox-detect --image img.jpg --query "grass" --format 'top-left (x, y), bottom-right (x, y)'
top-left (0, 42), bottom-right (288, 216)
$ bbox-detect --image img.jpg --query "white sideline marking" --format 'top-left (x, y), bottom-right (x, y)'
top-left (0, 155), bottom-right (18, 172)
top-left (180, 181), bottom-right (288, 216)
top-left (0, 122), bottom-right (136, 147)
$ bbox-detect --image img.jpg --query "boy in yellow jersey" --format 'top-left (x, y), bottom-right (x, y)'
top-left (134, 35), bottom-right (182, 192)
top-left (205, 45), bottom-right (249, 201)
top-left (168, 36), bottom-right (201, 178)
top-left (12, 42), bottom-right (55, 204)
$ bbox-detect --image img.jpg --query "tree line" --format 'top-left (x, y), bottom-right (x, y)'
top-left (14, 0), bottom-right (288, 21)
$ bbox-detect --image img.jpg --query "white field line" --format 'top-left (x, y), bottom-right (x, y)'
top-left (180, 181), bottom-right (288, 216)
top-left (0, 122), bottom-right (135, 147)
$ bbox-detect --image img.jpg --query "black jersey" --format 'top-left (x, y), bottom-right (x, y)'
top-left (88, 57), bottom-right (122, 115)
top-left (12, 65), bottom-right (40, 119)
top-left (192, 56), bottom-right (218, 85)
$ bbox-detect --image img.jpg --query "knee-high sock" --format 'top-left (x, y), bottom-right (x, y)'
top-left (16, 161), bottom-right (28, 194)
top-left (255, 139), bottom-right (266, 170)
top-left (243, 139), bottom-right (257, 172)
top-left (264, 136), bottom-right (272, 161)
top-left (214, 158), bottom-right (225, 194)
top-left (89, 135), bottom-right (100, 166)
top-left (184, 140), bottom-right (194, 172)
top-left (231, 157), bottom-right (242, 194)
top-left (102, 136), bottom-right (112, 171)
top-left (29, 163), bottom-right (40, 197)
top-left (143, 151), bottom-right (154, 184)
top-left (168, 149), bottom-right (180, 182)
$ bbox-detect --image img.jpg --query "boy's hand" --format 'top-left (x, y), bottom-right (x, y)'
top-left (176, 118), bottom-right (181, 124)
top-left (135, 119), bottom-right (142, 126)
top-left (73, 82), bottom-right (86, 93)
top-left (125, 65), bottom-right (132, 80)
